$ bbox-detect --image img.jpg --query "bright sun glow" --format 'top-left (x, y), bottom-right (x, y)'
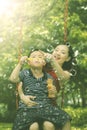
top-left (0, 0), bottom-right (18, 16)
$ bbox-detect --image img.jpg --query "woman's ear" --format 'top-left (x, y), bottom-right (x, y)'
top-left (66, 56), bottom-right (71, 62)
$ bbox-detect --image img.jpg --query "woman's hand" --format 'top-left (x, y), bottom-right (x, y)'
top-left (39, 50), bottom-right (52, 62)
top-left (20, 94), bottom-right (38, 107)
top-left (18, 82), bottom-right (38, 107)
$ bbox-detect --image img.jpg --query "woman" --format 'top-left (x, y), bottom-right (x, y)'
top-left (9, 43), bottom-right (76, 130)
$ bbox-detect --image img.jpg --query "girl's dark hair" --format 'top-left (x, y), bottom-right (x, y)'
top-left (28, 48), bottom-right (39, 57)
top-left (62, 43), bottom-right (77, 76)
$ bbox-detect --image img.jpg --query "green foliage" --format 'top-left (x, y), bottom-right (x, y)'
top-left (64, 107), bottom-right (87, 128)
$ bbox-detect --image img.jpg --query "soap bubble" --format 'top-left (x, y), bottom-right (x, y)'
top-left (47, 45), bottom-right (54, 53)
top-left (36, 83), bottom-right (40, 87)
top-left (55, 40), bottom-right (59, 45)
top-left (24, 71), bottom-right (29, 76)
top-left (25, 86), bottom-right (30, 92)
top-left (72, 59), bottom-right (77, 66)
top-left (70, 69), bottom-right (77, 76)
top-left (66, 42), bottom-right (71, 47)
top-left (8, 84), bottom-right (13, 89)
top-left (74, 50), bottom-right (79, 57)
top-left (28, 46), bottom-right (35, 52)
top-left (3, 74), bottom-right (6, 79)
top-left (56, 41), bottom-right (59, 45)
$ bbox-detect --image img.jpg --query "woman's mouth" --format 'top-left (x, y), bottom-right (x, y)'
top-left (54, 55), bottom-right (60, 60)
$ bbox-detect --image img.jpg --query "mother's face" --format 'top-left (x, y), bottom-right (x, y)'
top-left (52, 45), bottom-right (70, 66)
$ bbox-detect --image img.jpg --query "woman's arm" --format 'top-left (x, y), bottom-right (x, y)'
top-left (18, 82), bottom-right (38, 107)
top-left (44, 52), bottom-right (71, 81)
top-left (50, 57), bottom-right (70, 81)
top-left (39, 50), bottom-right (70, 81)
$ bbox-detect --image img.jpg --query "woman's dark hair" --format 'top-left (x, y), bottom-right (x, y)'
top-left (62, 43), bottom-right (77, 76)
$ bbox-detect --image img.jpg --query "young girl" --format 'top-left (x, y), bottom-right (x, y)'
top-left (9, 46), bottom-right (74, 130)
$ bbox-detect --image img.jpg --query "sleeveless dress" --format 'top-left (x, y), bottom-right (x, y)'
top-left (12, 69), bottom-right (71, 130)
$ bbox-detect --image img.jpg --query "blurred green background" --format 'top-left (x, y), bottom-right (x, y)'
top-left (0, 0), bottom-right (87, 129)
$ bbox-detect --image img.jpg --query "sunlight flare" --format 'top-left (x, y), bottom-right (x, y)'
top-left (0, 0), bottom-right (18, 16)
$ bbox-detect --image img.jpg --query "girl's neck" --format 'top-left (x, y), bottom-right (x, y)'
top-left (31, 68), bottom-right (44, 79)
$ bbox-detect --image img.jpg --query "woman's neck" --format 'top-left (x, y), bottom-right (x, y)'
top-left (31, 68), bottom-right (44, 79)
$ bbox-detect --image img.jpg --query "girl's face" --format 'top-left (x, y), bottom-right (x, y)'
top-left (52, 45), bottom-right (70, 66)
top-left (28, 51), bottom-right (46, 68)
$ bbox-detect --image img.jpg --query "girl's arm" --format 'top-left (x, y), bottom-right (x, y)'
top-left (9, 56), bottom-right (28, 83)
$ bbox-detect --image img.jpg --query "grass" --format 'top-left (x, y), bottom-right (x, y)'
top-left (0, 123), bottom-right (87, 130)
top-left (0, 123), bottom-right (12, 130)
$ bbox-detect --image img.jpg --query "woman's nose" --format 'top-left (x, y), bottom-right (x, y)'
top-left (56, 51), bottom-right (60, 56)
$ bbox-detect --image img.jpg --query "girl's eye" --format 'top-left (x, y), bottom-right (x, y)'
top-left (55, 49), bottom-right (58, 51)
top-left (54, 50), bottom-right (58, 53)
top-left (39, 57), bottom-right (42, 58)
top-left (31, 56), bottom-right (36, 58)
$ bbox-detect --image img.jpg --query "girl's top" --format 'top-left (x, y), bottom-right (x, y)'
top-left (18, 69), bottom-right (56, 109)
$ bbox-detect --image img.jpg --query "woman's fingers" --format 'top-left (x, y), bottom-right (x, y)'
top-left (27, 100), bottom-right (38, 107)
top-left (22, 95), bottom-right (38, 107)
top-left (29, 96), bottom-right (36, 100)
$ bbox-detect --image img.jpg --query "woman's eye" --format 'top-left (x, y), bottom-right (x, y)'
top-left (61, 51), bottom-right (66, 54)
top-left (62, 52), bottom-right (65, 54)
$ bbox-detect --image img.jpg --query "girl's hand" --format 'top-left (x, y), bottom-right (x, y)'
top-left (48, 85), bottom-right (57, 98)
top-left (19, 56), bottom-right (28, 65)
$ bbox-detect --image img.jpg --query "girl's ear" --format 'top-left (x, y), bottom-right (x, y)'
top-left (66, 56), bottom-right (71, 62)
top-left (43, 60), bottom-right (46, 66)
